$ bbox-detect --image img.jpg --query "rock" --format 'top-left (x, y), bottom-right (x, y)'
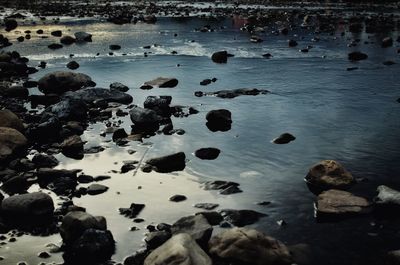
top-left (305, 160), bottom-right (355, 192)
top-left (60, 35), bottom-right (76, 45)
top-left (386, 250), bottom-right (400, 265)
top-left (124, 249), bottom-right (148, 265)
top-left (210, 88), bottom-right (269, 99)
top-left (171, 215), bottom-right (212, 247)
top-left (130, 106), bottom-right (162, 133)
top-left (195, 211), bottom-right (223, 225)
top-left (32, 153), bottom-right (59, 168)
top-left (272, 133), bottom-right (296, 144)
top-left (200, 79), bottom-right (212, 86)
top-left (288, 244), bottom-right (312, 265)
top-left (220, 209), bottom-right (267, 227)
top-left (382, 37), bottom-right (393, 48)
top-left (44, 98), bottom-right (87, 121)
top-left (121, 161), bottom-right (136, 173)
top-left (64, 88), bottom-right (133, 105)
top-left (144, 233), bottom-right (211, 265)
top-left (78, 174), bottom-right (94, 183)
top-left (202, 180), bottom-right (242, 195)
top-left (61, 135), bottom-right (84, 159)
top-left (48, 43), bottom-right (63, 50)
top-left (383, 60), bottom-right (396, 66)
top-left (1, 192), bottom-right (54, 226)
top-left (29, 94), bottom-right (61, 107)
top-left (145, 231), bottom-right (171, 249)
top-left (169, 195), bottom-right (187, 202)
top-left (60, 211), bottom-right (107, 245)
top-left (211, 51), bottom-right (228, 63)
top-left (112, 128), bottom-right (128, 142)
top-left (38, 71), bottom-right (94, 95)
top-left (51, 30), bottom-right (62, 37)
top-left (4, 19), bottom-right (18, 31)
top-left (145, 152), bottom-right (186, 173)
top-left (37, 168), bottom-right (77, 195)
top-left (74, 31), bottom-right (92, 42)
top-left (206, 109), bottom-right (232, 132)
top-left (0, 85), bottom-right (29, 98)
top-left (208, 228), bottom-right (292, 265)
top-left (144, 77), bottom-right (178, 88)
top-left (0, 109), bottom-right (24, 132)
top-left (119, 203), bottom-right (145, 219)
top-left (87, 183), bottom-right (109, 195)
top-left (66, 228), bottom-right (115, 263)
top-left (315, 189), bottom-right (371, 220)
top-left (67, 61), bottom-right (79, 70)
top-left (348, 51), bottom-right (368, 61)
top-left (0, 127), bottom-right (27, 161)
top-left (110, 82), bottom-right (129, 92)
top-left (194, 148), bottom-right (220, 160)
top-left (288, 39), bottom-right (298, 47)
top-left (143, 95), bottom-right (172, 116)
top-left (194, 203), bottom-right (219, 210)
top-left (110, 44), bottom-right (121, 50)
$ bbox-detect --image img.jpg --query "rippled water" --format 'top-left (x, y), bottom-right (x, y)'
top-left (1, 15), bottom-right (400, 265)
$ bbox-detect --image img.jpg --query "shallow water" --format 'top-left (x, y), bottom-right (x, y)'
top-left (1, 15), bottom-right (400, 265)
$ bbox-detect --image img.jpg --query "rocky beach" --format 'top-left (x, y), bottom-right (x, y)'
top-left (0, 0), bottom-right (400, 264)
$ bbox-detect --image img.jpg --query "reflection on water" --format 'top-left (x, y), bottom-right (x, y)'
top-left (1, 15), bottom-right (400, 265)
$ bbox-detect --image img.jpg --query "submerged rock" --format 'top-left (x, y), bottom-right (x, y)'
top-left (119, 203), bottom-right (145, 219)
top-left (144, 233), bottom-right (212, 265)
top-left (202, 180), bottom-right (242, 195)
top-left (208, 228), bottom-right (292, 265)
top-left (143, 77), bottom-right (178, 88)
top-left (67, 61), bottom-right (80, 70)
top-left (38, 71), bottom-right (94, 95)
top-left (272, 133), bottom-right (296, 144)
top-left (305, 160), bottom-right (355, 193)
top-left (206, 109), bottom-right (232, 132)
top-left (348, 51), bottom-right (368, 61)
top-left (219, 209), bottom-right (267, 227)
top-left (315, 189), bottom-right (371, 220)
top-left (145, 152), bottom-right (186, 173)
top-left (64, 88), bottom-right (133, 105)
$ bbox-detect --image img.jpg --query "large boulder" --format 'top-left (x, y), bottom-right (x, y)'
top-left (129, 106), bottom-right (162, 133)
top-left (144, 77), bottom-right (179, 88)
top-left (0, 109), bottom-right (24, 132)
top-left (0, 127), bottom-right (27, 161)
top-left (206, 109), bottom-right (232, 132)
top-left (171, 214), bottom-right (213, 247)
top-left (305, 160), bottom-right (354, 192)
top-left (208, 228), bottom-right (293, 265)
top-left (145, 152), bottom-right (186, 173)
top-left (38, 71), bottom-right (94, 95)
top-left (64, 88), bottom-right (133, 105)
top-left (60, 211), bottom-right (107, 245)
top-left (144, 233), bottom-right (212, 265)
top-left (315, 189), bottom-right (371, 220)
top-left (1, 192), bottom-right (54, 226)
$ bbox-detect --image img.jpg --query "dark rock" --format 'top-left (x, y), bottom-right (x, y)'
top-left (48, 43), bottom-right (63, 50)
top-left (288, 39), bottom-right (298, 47)
top-left (51, 30), bottom-right (62, 37)
top-left (37, 168), bottom-right (78, 195)
top-left (383, 60), bottom-right (396, 66)
top-left (121, 162), bottom-right (136, 173)
top-left (169, 194), bottom-right (187, 202)
top-left (348, 51), bottom-right (368, 61)
top-left (60, 35), bottom-right (76, 45)
top-left (143, 96), bottom-right (172, 116)
top-left (220, 209), bottom-right (267, 227)
top-left (382, 37), bottom-right (393, 48)
top-left (61, 135), bottom-right (84, 159)
top-left (4, 19), bottom-right (18, 31)
top-left (200, 79), bottom-right (212, 86)
top-left (171, 214), bottom-right (213, 247)
top-left (74, 32), bottom-right (92, 42)
top-left (202, 180), bottom-right (242, 195)
top-left (272, 133), bottom-right (296, 144)
top-left (211, 51), bottom-right (228, 63)
top-left (45, 98), bottom-right (87, 121)
top-left (38, 71), bottom-right (94, 95)
top-left (110, 82), bottom-right (129, 92)
top-left (0, 85), bottom-right (29, 98)
top-left (119, 203), bottom-right (145, 218)
top-left (32, 153), bottom-right (59, 168)
top-left (78, 174), bottom-right (94, 183)
top-left (112, 128), bottom-right (128, 142)
top-left (194, 203), bottom-right (219, 210)
top-left (87, 183), bottom-right (109, 195)
top-left (195, 148), bottom-right (220, 160)
top-left (67, 61), bottom-right (79, 70)
top-left (144, 77), bottom-right (178, 88)
top-left (64, 88), bottom-right (133, 105)
top-left (195, 211), bottom-right (223, 225)
top-left (129, 106), bottom-right (162, 133)
top-left (206, 109), bottom-right (232, 132)
top-left (30, 94), bottom-right (61, 107)
top-left (145, 231), bottom-right (171, 249)
top-left (109, 44), bottom-right (121, 50)
top-left (145, 152), bottom-right (186, 173)
top-left (84, 146), bottom-right (105, 154)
